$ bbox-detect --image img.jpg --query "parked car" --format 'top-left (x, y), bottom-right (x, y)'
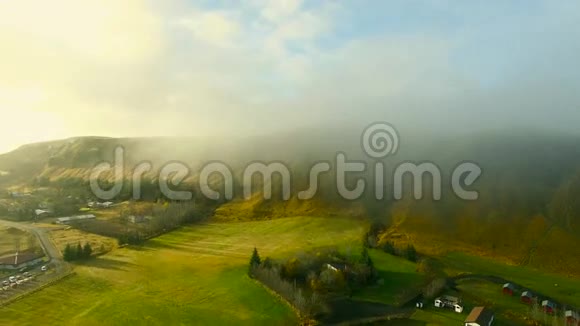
top-left (41, 266), bottom-right (48, 272)
top-left (8, 276), bottom-right (16, 283)
top-left (23, 272), bottom-right (31, 277)
top-left (2, 280), bottom-right (9, 286)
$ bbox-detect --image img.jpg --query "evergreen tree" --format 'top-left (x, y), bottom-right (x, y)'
top-left (366, 252), bottom-right (374, 269)
top-left (361, 231), bottom-right (370, 248)
top-left (63, 243), bottom-right (74, 262)
top-left (406, 244), bottom-right (417, 262)
top-left (249, 247), bottom-right (261, 274)
top-left (382, 241), bottom-right (396, 255)
top-left (360, 246), bottom-right (370, 265)
top-left (83, 243), bottom-right (93, 259)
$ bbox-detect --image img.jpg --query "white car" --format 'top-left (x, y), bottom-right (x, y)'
top-left (8, 276), bottom-right (16, 283)
top-left (41, 266), bottom-right (48, 272)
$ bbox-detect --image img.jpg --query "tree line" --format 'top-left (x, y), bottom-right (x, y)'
top-left (363, 222), bottom-right (418, 262)
top-left (63, 242), bottom-right (93, 262)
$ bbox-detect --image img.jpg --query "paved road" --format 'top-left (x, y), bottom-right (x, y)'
top-left (0, 219), bottom-right (67, 273)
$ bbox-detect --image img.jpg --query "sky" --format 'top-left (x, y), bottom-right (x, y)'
top-left (0, 0), bottom-right (579, 154)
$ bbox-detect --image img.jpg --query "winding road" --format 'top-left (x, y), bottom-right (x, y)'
top-left (0, 219), bottom-right (67, 273)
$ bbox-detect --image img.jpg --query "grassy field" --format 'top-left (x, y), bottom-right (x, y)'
top-left (0, 216), bottom-right (365, 325)
top-left (50, 228), bottom-right (117, 256)
top-left (406, 279), bottom-right (543, 326)
top-left (353, 250), bottom-right (425, 306)
top-left (440, 252), bottom-right (580, 307)
top-left (401, 251), bottom-right (580, 326)
top-left (2, 215), bottom-right (578, 325)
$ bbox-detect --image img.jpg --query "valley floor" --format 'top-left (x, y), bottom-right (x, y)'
top-left (0, 216), bottom-right (579, 325)
top-left (0, 217), bottom-right (363, 325)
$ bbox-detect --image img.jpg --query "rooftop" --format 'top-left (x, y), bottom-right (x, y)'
top-left (503, 283), bottom-right (516, 290)
top-left (0, 251), bottom-right (43, 266)
top-left (465, 307), bottom-right (494, 325)
top-left (542, 300), bottom-right (557, 308)
top-left (438, 295), bottom-right (461, 303)
top-left (56, 214), bottom-right (96, 223)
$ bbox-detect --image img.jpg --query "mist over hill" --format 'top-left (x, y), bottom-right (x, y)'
top-left (1, 128), bottom-right (579, 274)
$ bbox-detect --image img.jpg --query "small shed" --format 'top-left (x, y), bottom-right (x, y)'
top-left (542, 300), bottom-right (557, 315)
top-left (521, 291), bottom-right (534, 304)
top-left (502, 283), bottom-right (516, 296)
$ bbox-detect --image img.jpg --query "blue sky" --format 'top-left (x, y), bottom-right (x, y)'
top-left (0, 0), bottom-right (578, 153)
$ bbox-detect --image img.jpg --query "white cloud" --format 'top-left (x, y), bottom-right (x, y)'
top-left (175, 10), bottom-right (241, 47)
top-left (257, 0), bottom-right (304, 22)
top-left (0, 0), bottom-right (164, 152)
top-left (0, 0), bottom-right (579, 153)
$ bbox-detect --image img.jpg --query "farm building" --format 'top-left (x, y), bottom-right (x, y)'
top-left (565, 310), bottom-right (579, 325)
top-left (465, 306), bottom-right (495, 326)
top-left (502, 283), bottom-right (516, 296)
top-left (88, 201), bottom-right (114, 209)
top-left (0, 251), bottom-right (44, 270)
top-left (542, 300), bottom-right (557, 315)
top-left (521, 291), bottom-right (534, 304)
top-left (55, 214), bottom-right (96, 224)
top-left (435, 295), bottom-right (464, 313)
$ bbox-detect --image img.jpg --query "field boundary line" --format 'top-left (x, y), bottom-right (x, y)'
top-left (249, 276), bottom-right (303, 321)
top-left (0, 271), bottom-right (76, 308)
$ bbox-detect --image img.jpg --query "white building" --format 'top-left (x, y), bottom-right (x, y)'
top-left (434, 295), bottom-right (464, 313)
top-left (55, 214), bottom-right (96, 224)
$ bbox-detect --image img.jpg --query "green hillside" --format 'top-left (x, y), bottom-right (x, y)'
top-left (0, 131), bottom-right (579, 277)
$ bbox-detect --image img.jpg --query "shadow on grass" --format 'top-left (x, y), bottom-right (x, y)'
top-left (321, 298), bottom-right (414, 325)
top-left (353, 271), bottom-right (424, 306)
top-left (76, 257), bottom-right (137, 271)
top-left (364, 319), bottom-right (427, 325)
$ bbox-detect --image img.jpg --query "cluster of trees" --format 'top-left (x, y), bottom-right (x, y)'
top-left (309, 268), bottom-right (347, 294)
top-left (356, 246), bottom-right (377, 285)
top-left (362, 223), bottom-right (418, 263)
top-left (249, 244), bottom-right (378, 307)
top-left (116, 201), bottom-right (212, 245)
top-left (381, 241), bottom-right (418, 262)
top-left (117, 231), bottom-right (146, 246)
top-left (63, 242), bottom-right (93, 262)
top-left (249, 248), bottom-right (324, 318)
top-left (0, 195), bottom-right (41, 221)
